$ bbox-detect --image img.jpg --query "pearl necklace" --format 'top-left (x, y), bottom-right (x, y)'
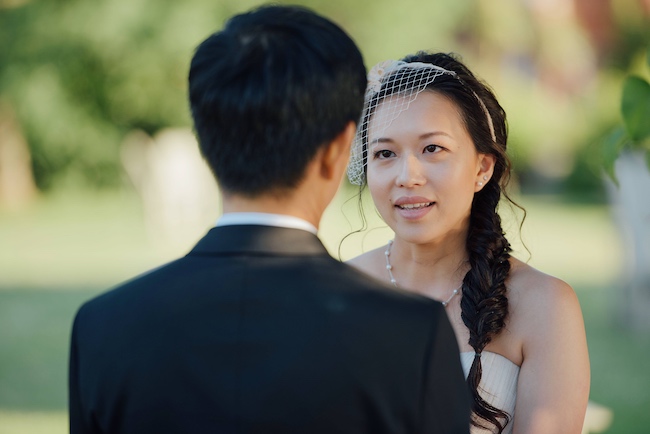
top-left (384, 240), bottom-right (461, 308)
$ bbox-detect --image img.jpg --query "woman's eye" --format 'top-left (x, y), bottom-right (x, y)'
top-left (373, 150), bottom-right (395, 159)
top-left (424, 144), bottom-right (440, 153)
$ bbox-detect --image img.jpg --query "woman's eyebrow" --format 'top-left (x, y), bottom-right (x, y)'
top-left (370, 131), bottom-right (452, 146)
top-left (369, 137), bottom-right (394, 146)
top-left (419, 131), bottom-right (453, 140)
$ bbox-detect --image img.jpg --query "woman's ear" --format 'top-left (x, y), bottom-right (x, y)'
top-left (475, 153), bottom-right (496, 191)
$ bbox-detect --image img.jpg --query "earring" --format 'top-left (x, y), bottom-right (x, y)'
top-left (483, 175), bottom-right (488, 181)
top-left (478, 182), bottom-right (483, 186)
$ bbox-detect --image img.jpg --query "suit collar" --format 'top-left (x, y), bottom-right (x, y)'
top-left (215, 212), bottom-right (317, 235)
top-left (188, 225), bottom-right (330, 256)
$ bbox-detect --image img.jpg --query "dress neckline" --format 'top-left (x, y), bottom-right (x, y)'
top-left (460, 351), bottom-right (521, 368)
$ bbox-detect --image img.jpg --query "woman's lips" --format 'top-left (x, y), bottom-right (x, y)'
top-left (394, 197), bottom-right (435, 220)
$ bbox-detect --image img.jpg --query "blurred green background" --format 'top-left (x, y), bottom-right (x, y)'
top-left (1, 0), bottom-right (649, 432)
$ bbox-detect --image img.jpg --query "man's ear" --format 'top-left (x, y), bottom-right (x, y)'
top-left (475, 153), bottom-right (496, 192)
top-left (320, 121), bottom-right (356, 180)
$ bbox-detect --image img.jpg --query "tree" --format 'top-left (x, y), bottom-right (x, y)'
top-left (0, 0), bottom-right (227, 191)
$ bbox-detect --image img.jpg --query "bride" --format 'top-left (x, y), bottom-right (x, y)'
top-left (347, 52), bottom-right (590, 433)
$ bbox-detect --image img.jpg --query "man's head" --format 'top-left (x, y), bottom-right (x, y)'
top-left (189, 5), bottom-right (366, 198)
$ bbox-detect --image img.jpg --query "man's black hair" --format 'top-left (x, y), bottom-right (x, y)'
top-left (189, 5), bottom-right (366, 196)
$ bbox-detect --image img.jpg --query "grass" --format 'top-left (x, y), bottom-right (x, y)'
top-left (0, 411), bottom-right (67, 434)
top-left (577, 284), bottom-right (650, 433)
top-left (0, 190), bottom-right (185, 290)
top-left (0, 187), bottom-right (647, 433)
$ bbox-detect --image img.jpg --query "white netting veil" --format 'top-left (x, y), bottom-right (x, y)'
top-left (346, 60), bottom-right (458, 186)
top-left (347, 59), bottom-right (497, 186)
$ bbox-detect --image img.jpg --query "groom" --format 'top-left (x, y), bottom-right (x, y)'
top-left (69, 5), bottom-right (470, 433)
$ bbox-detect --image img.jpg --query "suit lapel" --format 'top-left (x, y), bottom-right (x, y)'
top-left (188, 225), bottom-right (330, 257)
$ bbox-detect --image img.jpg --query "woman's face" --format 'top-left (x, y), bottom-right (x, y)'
top-left (366, 91), bottom-right (493, 245)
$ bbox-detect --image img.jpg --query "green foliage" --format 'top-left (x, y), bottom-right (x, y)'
top-left (603, 49), bottom-right (650, 182)
top-left (621, 76), bottom-right (650, 142)
top-left (563, 130), bottom-right (611, 204)
top-left (0, 0), bottom-right (473, 192)
top-left (0, 0), bottom-right (225, 190)
top-left (601, 126), bottom-right (630, 185)
top-left (0, 0), bottom-right (644, 194)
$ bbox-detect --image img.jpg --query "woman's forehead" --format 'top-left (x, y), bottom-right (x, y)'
top-left (368, 91), bottom-right (465, 142)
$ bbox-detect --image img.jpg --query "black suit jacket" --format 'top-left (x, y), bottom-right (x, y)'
top-left (69, 225), bottom-right (470, 433)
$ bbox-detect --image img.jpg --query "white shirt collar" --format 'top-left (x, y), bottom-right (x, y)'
top-left (215, 212), bottom-right (318, 235)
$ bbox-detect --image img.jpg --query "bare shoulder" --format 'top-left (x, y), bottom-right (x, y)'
top-left (506, 260), bottom-right (589, 432)
top-left (508, 257), bottom-right (579, 310)
top-left (507, 257), bottom-right (585, 343)
top-left (345, 245), bottom-right (387, 280)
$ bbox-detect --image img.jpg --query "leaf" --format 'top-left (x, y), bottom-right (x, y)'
top-left (621, 76), bottom-right (650, 141)
top-left (601, 126), bottom-right (628, 185)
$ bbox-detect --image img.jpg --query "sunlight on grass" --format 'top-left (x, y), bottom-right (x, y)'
top-left (0, 186), bottom-right (623, 290)
top-left (0, 189), bottom-right (203, 290)
top-left (0, 411), bottom-right (66, 434)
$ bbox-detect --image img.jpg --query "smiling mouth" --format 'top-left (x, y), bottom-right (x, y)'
top-left (396, 202), bottom-right (435, 210)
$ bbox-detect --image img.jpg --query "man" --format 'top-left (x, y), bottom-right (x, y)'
top-left (69, 5), bottom-right (470, 433)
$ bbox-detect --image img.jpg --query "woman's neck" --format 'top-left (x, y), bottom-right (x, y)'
top-left (388, 234), bottom-right (468, 299)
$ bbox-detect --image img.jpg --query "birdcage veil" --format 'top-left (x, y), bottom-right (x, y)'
top-left (346, 60), bottom-right (496, 186)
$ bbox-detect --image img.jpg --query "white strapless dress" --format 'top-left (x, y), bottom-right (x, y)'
top-left (460, 351), bottom-right (520, 434)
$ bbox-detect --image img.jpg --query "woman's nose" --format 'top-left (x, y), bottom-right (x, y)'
top-left (395, 154), bottom-right (426, 187)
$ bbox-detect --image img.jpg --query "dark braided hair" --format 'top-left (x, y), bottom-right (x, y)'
top-left (355, 52), bottom-right (517, 432)
top-left (402, 52), bottom-right (514, 433)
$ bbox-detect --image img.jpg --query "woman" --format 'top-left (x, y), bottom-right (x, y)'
top-left (347, 52), bottom-right (590, 433)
